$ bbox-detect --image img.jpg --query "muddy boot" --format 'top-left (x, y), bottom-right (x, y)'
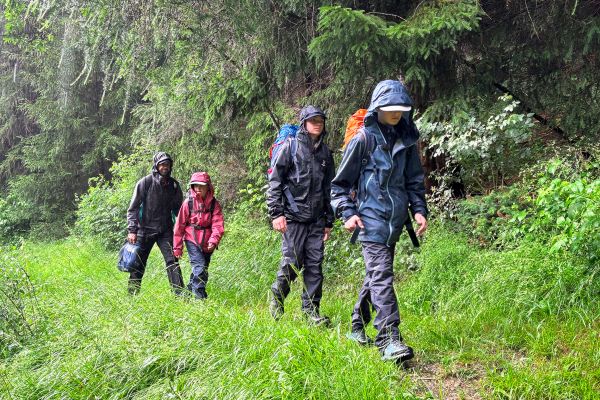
top-left (194, 288), bottom-right (207, 300)
top-left (127, 279), bottom-right (141, 295)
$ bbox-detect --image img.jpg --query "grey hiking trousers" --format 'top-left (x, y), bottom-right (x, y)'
top-left (271, 220), bottom-right (325, 312)
top-left (352, 241), bottom-right (401, 348)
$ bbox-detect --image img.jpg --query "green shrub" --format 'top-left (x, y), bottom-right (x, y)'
top-left (446, 153), bottom-right (600, 265)
top-left (74, 151), bottom-right (148, 250)
top-left (533, 158), bottom-right (600, 264)
top-left (418, 94), bottom-right (535, 193)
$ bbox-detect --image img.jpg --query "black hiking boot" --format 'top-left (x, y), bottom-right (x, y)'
top-left (269, 298), bottom-right (284, 320)
top-left (303, 309), bottom-right (331, 328)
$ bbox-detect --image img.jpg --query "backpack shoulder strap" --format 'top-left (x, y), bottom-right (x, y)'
top-left (358, 127), bottom-right (375, 169)
top-left (138, 175), bottom-right (154, 220)
top-left (290, 135), bottom-right (298, 162)
top-left (188, 193), bottom-right (195, 215)
top-left (141, 175), bottom-right (153, 202)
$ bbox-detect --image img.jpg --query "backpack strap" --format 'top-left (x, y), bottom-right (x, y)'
top-left (138, 175), bottom-right (154, 221)
top-left (358, 128), bottom-right (375, 170)
top-left (188, 193), bottom-right (195, 216)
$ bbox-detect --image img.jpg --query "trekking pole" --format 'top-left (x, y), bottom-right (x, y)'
top-left (350, 227), bottom-right (361, 244)
top-left (404, 218), bottom-right (420, 248)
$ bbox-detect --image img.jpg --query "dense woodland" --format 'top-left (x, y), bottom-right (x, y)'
top-left (0, 0), bottom-right (598, 251)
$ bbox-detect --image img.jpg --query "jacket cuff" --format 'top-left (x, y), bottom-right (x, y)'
top-left (342, 208), bottom-right (357, 222)
top-left (270, 213), bottom-right (284, 221)
top-left (410, 206), bottom-right (428, 218)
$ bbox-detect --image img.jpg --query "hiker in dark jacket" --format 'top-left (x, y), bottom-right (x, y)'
top-left (126, 152), bottom-right (184, 295)
top-left (267, 105), bottom-right (335, 326)
top-left (331, 80), bottom-right (428, 362)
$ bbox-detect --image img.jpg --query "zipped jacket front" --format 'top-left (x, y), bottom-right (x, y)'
top-left (127, 171), bottom-right (183, 236)
top-left (267, 129), bottom-right (335, 227)
top-left (173, 172), bottom-right (224, 254)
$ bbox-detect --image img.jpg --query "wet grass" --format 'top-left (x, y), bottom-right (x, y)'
top-left (1, 222), bottom-right (598, 399)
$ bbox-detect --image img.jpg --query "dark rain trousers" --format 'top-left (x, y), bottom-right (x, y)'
top-left (185, 240), bottom-right (212, 297)
top-left (128, 231), bottom-right (184, 295)
top-left (271, 220), bottom-right (325, 313)
top-left (351, 241), bottom-right (401, 348)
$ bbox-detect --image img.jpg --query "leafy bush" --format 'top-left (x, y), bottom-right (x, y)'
top-left (0, 195), bottom-right (31, 243)
top-left (447, 153), bottom-right (600, 264)
top-left (418, 94), bottom-right (535, 193)
top-left (74, 151), bottom-right (148, 250)
top-left (532, 158), bottom-right (600, 264)
top-left (234, 183), bottom-right (269, 224)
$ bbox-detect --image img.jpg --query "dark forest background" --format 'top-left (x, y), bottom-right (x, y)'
top-left (1, 0), bottom-right (598, 261)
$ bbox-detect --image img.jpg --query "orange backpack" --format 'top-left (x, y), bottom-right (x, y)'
top-left (343, 109), bottom-right (368, 149)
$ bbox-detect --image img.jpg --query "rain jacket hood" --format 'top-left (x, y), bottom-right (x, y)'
top-left (152, 152), bottom-right (174, 176)
top-left (188, 172), bottom-right (215, 208)
top-left (298, 105), bottom-right (329, 140)
top-left (299, 105), bottom-right (326, 125)
top-left (364, 80), bottom-right (418, 147)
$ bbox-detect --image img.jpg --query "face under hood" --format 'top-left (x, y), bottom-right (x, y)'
top-left (188, 171), bottom-right (214, 200)
top-left (365, 80), bottom-right (414, 126)
top-left (298, 105), bottom-right (328, 137)
top-left (152, 152), bottom-right (173, 175)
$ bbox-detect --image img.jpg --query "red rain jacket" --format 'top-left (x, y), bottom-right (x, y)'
top-left (173, 172), bottom-right (224, 253)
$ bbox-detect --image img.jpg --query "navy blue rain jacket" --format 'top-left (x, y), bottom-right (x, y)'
top-left (330, 80), bottom-right (428, 246)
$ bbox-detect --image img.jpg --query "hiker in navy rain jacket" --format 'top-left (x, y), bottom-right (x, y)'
top-left (267, 105), bottom-right (335, 326)
top-left (126, 152), bottom-right (184, 295)
top-left (331, 80), bottom-right (428, 362)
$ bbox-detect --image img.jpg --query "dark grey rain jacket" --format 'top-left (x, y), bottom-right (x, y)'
top-left (126, 152), bottom-right (183, 236)
top-left (267, 106), bottom-right (335, 227)
top-left (331, 80), bottom-right (428, 246)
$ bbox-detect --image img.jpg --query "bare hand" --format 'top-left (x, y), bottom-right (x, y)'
top-left (127, 233), bottom-right (137, 244)
top-left (344, 215), bottom-right (364, 233)
top-left (207, 243), bottom-right (216, 252)
top-left (272, 216), bottom-right (287, 233)
top-left (414, 213), bottom-right (428, 236)
top-left (323, 227), bottom-right (332, 241)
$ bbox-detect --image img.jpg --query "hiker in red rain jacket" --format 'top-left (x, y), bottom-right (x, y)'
top-left (173, 172), bottom-right (224, 299)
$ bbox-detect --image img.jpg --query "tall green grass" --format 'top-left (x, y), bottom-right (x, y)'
top-left (1, 221), bottom-right (598, 399)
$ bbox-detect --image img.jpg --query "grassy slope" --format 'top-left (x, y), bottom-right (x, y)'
top-left (1, 221), bottom-right (598, 399)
